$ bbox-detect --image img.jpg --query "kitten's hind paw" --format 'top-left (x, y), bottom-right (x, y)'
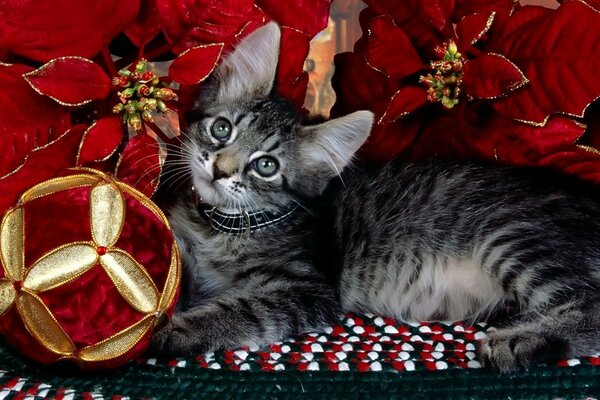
top-left (479, 330), bottom-right (568, 373)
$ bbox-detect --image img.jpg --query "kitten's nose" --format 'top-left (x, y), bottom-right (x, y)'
top-left (213, 163), bottom-right (229, 181)
top-left (212, 153), bottom-right (238, 181)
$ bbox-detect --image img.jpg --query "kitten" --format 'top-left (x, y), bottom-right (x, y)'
top-left (152, 22), bottom-right (600, 372)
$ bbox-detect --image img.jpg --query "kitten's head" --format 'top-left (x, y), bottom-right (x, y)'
top-left (180, 22), bottom-right (373, 211)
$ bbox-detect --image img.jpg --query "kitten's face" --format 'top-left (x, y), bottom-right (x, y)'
top-left (178, 23), bottom-right (374, 212)
top-left (184, 96), bottom-right (303, 210)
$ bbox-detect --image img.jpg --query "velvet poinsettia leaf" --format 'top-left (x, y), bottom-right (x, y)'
top-left (156, 0), bottom-right (265, 55)
top-left (275, 28), bottom-right (312, 108)
top-left (0, 64), bottom-right (71, 177)
top-left (481, 115), bottom-right (586, 166)
top-left (462, 53), bottom-right (528, 99)
top-left (363, 0), bottom-right (451, 53)
top-left (491, 1), bottom-right (600, 125)
top-left (331, 52), bottom-right (397, 117)
top-left (455, 12), bottom-right (496, 50)
top-left (256, 0), bottom-right (332, 36)
top-left (0, 0), bottom-right (140, 63)
top-left (361, 115), bottom-right (424, 162)
top-left (76, 117), bottom-right (124, 166)
top-left (124, 0), bottom-right (162, 47)
top-left (452, 0), bottom-right (516, 22)
top-left (488, 6), bottom-right (550, 50)
top-left (365, 16), bottom-right (426, 80)
top-left (540, 147), bottom-right (600, 185)
top-left (116, 134), bottom-right (161, 198)
top-left (0, 125), bottom-right (86, 217)
top-left (169, 44), bottom-right (224, 85)
top-left (23, 57), bottom-right (112, 107)
top-left (380, 87), bottom-right (428, 123)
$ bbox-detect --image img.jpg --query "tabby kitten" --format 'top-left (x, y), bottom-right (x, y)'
top-left (152, 22), bottom-right (600, 372)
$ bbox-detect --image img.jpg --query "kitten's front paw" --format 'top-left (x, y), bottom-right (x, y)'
top-left (479, 330), bottom-right (561, 373)
top-left (149, 315), bottom-right (210, 356)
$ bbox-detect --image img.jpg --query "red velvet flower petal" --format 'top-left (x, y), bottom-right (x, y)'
top-left (452, 0), bottom-right (516, 22)
top-left (169, 44), bottom-right (224, 85)
top-left (116, 134), bottom-right (161, 198)
top-left (77, 117), bottom-right (124, 166)
top-left (491, 1), bottom-right (600, 125)
top-left (256, 0), bottom-right (332, 36)
top-left (365, 16), bottom-right (426, 80)
top-left (540, 147), bottom-right (600, 186)
top-left (462, 53), bottom-right (528, 99)
top-left (0, 0), bottom-right (140, 62)
top-left (124, 0), bottom-right (162, 47)
top-left (489, 6), bottom-right (550, 49)
top-left (0, 125), bottom-right (86, 217)
top-left (23, 57), bottom-right (112, 107)
top-left (361, 115), bottom-right (423, 163)
top-left (456, 12), bottom-right (496, 50)
top-left (156, 0), bottom-right (266, 55)
top-left (277, 28), bottom-right (311, 108)
top-left (0, 64), bottom-right (71, 178)
top-left (363, 0), bottom-right (450, 53)
top-left (380, 87), bottom-right (428, 123)
top-left (331, 52), bottom-right (397, 117)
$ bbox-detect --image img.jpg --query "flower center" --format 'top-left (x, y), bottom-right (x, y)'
top-left (12, 280), bottom-right (22, 291)
top-left (419, 41), bottom-right (464, 109)
top-left (112, 59), bottom-right (177, 132)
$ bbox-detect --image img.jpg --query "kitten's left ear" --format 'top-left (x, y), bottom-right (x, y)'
top-left (215, 22), bottom-right (281, 101)
top-left (298, 110), bottom-right (374, 194)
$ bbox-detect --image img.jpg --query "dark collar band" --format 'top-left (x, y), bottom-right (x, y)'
top-left (197, 203), bottom-right (299, 237)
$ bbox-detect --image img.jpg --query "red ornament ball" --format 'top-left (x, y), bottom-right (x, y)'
top-left (0, 169), bottom-right (180, 369)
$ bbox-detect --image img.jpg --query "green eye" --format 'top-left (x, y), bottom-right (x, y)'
top-left (252, 156), bottom-right (279, 177)
top-left (210, 118), bottom-right (232, 142)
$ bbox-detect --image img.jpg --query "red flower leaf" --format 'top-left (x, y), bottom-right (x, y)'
top-left (364, 0), bottom-right (451, 53)
top-left (366, 16), bottom-right (426, 80)
top-left (0, 0), bottom-right (140, 62)
top-left (0, 63), bottom-right (71, 177)
top-left (277, 28), bottom-right (311, 108)
top-left (169, 44), bottom-right (224, 85)
top-left (456, 12), bottom-right (496, 50)
top-left (76, 117), bottom-right (124, 166)
top-left (0, 125), bottom-right (86, 217)
top-left (116, 134), bottom-right (162, 197)
top-left (492, 1), bottom-right (600, 125)
top-left (452, 0), bottom-right (516, 21)
top-left (462, 53), bottom-right (528, 99)
top-left (489, 6), bottom-right (550, 49)
top-left (380, 87), bottom-right (428, 123)
top-left (331, 52), bottom-right (397, 117)
top-left (23, 57), bottom-right (112, 106)
top-left (569, 0), bottom-right (600, 12)
top-left (483, 115), bottom-right (586, 166)
top-left (540, 147), bottom-right (600, 186)
top-left (156, 0), bottom-right (266, 55)
top-left (256, 0), bottom-right (332, 36)
top-left (124, 0), bottom-right (162, 47)
top-left (361, 116), bottom-right (423, 163)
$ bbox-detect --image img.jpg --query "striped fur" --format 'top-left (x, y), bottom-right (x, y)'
top-left (152, 23), bottom-right (600, 372)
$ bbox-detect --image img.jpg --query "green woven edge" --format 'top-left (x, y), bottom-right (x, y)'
top-left (1, 345), bottom-right (598, 400)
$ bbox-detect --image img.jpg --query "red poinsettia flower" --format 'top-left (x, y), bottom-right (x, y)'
top-left (332, 0), bottom-right (600, 184)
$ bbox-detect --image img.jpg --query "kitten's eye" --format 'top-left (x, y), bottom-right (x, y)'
top-left (252, 156), bottom-right (279, 177)
top-left (210, 118), bottom-right (232, 142)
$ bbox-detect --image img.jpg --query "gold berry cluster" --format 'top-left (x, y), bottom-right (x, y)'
top-left (112, 59), bottom-right (177, 131)
top-left (419, 41), bottom-right (464, 109)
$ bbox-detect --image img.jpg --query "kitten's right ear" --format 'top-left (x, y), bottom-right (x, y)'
top-left (214, 22), bottom-right (281, 101)
top-left (297, 110), bottom-right (374, 195)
